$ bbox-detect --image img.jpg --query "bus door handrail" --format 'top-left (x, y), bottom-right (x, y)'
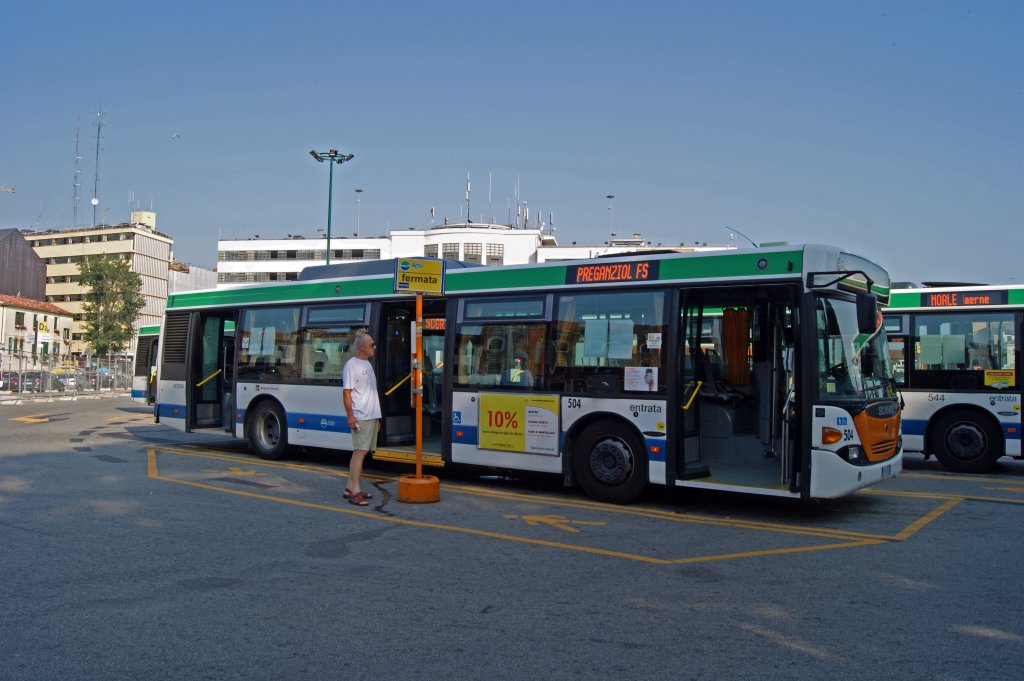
top-left (195, 368), bottom-right (222, 388)
top-left (680, 381), bottom-right (703, 410)
top-left (385, 372), bottom-right (412, 396)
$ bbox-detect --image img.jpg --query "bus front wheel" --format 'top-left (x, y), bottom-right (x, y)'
top-left (249, 401), bottom-right (289, 460)
top-left (932, 411), bottom-right (1002, 473)
top-left (572, 419), bottom-right (647, 504)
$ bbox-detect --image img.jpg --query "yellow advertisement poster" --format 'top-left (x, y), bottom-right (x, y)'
top-left (478, 393), bottom-right (560, 455)
top-left (983, 370), bottom-right (1015, 389)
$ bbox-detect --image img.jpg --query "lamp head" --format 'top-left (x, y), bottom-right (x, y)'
top-left (310, 150), bottom-right (324, 162)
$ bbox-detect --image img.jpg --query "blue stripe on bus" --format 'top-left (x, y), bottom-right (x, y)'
top-left (288, 412), bottom-right (352, 433)
top-left (451, 425), bottom-right (479, 445)
top-left (157, 403), bottom-right (185, 419)
top-left (902, 418), bottom-right (1020, 440)
top-left (902, 419), bottom-right (927, 436)
top-left (449, 427), bottom-right (666, 461)
top-left (131, 389), bottom-right (146, 399)
top-left (232, 408), bottom-right (354, 433)
top-left (646, 437), bottom-right (666, 462)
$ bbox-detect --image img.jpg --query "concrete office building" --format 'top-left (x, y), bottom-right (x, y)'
top-left (0, 228), bottom-right (47, 301)
top-left (22, 212), bottom-right (173, 356)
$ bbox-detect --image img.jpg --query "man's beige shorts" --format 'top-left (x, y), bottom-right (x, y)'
top-left (351, 419), bottom-right (379, 452)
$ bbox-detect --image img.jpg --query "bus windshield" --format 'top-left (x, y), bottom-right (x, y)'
top-left (815, 295), bottom-right (897, 402)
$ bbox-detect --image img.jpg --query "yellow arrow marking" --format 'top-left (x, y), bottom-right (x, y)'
top-left (12, 414), bottom-right (50, 423)
top-left (202, 466), bottom-right (262, 477)
top-left (984, 486), bottom-right (1024, 494)
top-left (505, 514), bottom-right (607, 533)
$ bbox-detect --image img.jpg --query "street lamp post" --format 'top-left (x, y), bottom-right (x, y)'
top-left (309, 148), bottom-right (355, 264)
top-left (355, 188), bottom-right (363, 237)
top-left (606, 194), bottom-right (615, 242)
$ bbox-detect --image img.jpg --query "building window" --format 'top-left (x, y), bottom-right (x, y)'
top-left (464, 243), bottom-right (482, 264)
top-left (442, 243), bottom-right (460, 260)
top-left (424, 244), bottom-right (438, 258)
top-left (486, 243), bottom-right (504, 265)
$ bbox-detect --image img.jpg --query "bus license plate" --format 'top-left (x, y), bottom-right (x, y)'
top-left (881, 464), bottom-right (892, 479)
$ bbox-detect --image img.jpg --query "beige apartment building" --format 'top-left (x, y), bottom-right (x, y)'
top-left (22, 212), bottom-right (173, 357)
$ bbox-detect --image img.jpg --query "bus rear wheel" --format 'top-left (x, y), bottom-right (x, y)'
top-left (932, 411), bottom-right (1002, 473)
top-left (573, 419), bottom-right (647, 504)
top-left (249, 401), bottom-right (289, 460)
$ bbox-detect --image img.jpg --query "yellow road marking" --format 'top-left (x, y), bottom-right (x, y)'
top-left (891, 498), bottom-right (962, 541)
top-left (984, 485), bottom-right (1024, 494)
top-left (900, 471), bottom-right (1018, 484)
top-left (11, 414), bottom-right (49, 423)
top-left (158, 444), bottom-right (897, 541)
top-left (201, 466), bottom-right (263, 477)
top-left (146, 445), bottom-right (960, 565)
top-left (504, 514), bottom-right (608, 533)
top-left (862, 487), bottom-right (1024, 506)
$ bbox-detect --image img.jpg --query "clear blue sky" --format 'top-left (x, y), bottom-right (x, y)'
top-left (2, 0), bottom-right (1021, 284)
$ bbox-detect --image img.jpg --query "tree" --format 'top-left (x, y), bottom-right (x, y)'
top-left (78, 255), bottom-right (145, 357)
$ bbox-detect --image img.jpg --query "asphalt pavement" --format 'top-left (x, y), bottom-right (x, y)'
top-left (1, 397), bottom-right (1022, 680)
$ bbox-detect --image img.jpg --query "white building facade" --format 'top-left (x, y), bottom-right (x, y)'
top-left (217, 223), bottom-right (733, 284)
top-left (0, 293), bottom-right (75, 374)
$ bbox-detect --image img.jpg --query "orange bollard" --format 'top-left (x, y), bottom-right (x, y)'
top-left (398, 474), bottom-right (440, 503)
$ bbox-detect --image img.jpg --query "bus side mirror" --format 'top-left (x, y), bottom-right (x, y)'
top-left (861, 347), bottom-right (875, 376)
top-left (857, 292), bottom-right (878, 335)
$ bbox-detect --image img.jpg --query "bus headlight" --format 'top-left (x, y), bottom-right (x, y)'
top-left (841, 445), bottom-right (864, 463)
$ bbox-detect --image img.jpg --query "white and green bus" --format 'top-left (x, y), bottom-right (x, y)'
top-left (884, 284), bottom-right (1022, 472)
top-left (155, 244), bottom-right (901, 503)
top-left (131, 325), bottom-right (161, 405)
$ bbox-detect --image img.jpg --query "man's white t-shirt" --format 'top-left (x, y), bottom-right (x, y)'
top-left (343, 357), bottom-right (382, 420)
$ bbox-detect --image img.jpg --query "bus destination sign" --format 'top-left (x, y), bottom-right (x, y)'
top-left (565, 260), bottom-right (660, 286)
top-left (923, 290), bottom-right (1008, 308)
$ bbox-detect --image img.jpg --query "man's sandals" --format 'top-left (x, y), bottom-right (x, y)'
top-left (344, 488), bottom-right (372, 506)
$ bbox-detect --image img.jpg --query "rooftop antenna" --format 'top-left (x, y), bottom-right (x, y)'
top-left (73, 117), bottom-right (82, 227)
top-left (514, 174), bottom-right (521, 228)
top-left (488, 171), bottom-right (492, 225)
top-left (727, 226), bottom-right (757, 247)
top-left (464, 173), bottom-right (471, 223)
top-left (91, 107), bottom-right (104, 227)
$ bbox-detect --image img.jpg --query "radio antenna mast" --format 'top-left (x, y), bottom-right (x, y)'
top-left (91, 107), bottom-right (103, 226)
top-left (73, 117), bottom-right (82, 227)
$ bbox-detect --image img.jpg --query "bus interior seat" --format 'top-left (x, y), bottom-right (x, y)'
top-left (485, 336), bottom-right (505, 374)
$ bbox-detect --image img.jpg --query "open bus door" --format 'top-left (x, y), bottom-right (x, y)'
top-left (162, 310), bottom-right (236, 433)
top-left (378, 300), bottom-right (448, 449)
top-left (675, 286), bottom-right (800, 493)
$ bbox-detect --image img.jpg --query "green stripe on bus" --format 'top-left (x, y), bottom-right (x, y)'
top-left (659, 250), bottom-right (803, 279)
top-left (167, 248), bottom-right (816, 309)
top-left (139, 325), bottom-right (161, 335)
top-left (168, 278), bottom-right (395, 309)
top-left (886, 292), bottom-right (921, 308)
top-left (445, 265), bottom-right (567, 292)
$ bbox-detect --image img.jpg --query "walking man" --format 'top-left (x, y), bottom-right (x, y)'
top-left (343, 333), bottom-right (381, 506)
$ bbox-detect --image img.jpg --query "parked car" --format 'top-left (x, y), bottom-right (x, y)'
top-left (20, 371), bottom-right (43, 392)
top-left (41, 372), bottom-right (65, 392)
